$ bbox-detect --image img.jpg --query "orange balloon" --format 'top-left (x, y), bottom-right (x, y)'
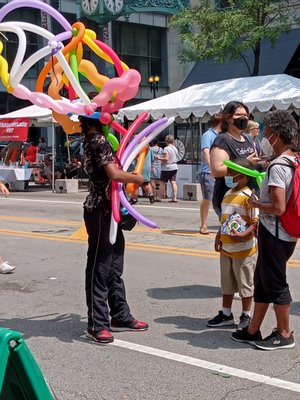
top-left (126, 145), bottom-right (148, 195)
top-left (47, 63), bottom-right (81, 134)
top-left (36, 21), bottom-right (86, 93)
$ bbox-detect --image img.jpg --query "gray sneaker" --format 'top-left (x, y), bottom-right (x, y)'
top-left (255, 329), bottom-right (295, 351)
top-left (238, 313), bottom-right (251, 330)
top-left (207, 311), bottom-right (234, 327)
top-left (231, 327), bottom-right (262, 345)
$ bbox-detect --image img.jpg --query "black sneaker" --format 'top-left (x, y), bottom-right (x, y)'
top-left (207, 311), bottom-right (234, 327)
top-left (129, 198), bottom-right (138, 205)
top-left (238, 313), bottom-right (251, 330)
top-left (231, 327), bottom-right (262, 345)
top-left (149, 194), bottom-right (155, 204)
top-left (255, 329), bottom-right (295, 350)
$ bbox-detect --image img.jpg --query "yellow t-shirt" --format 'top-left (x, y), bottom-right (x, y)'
top-left (220, 186), bottom-right (259, 259)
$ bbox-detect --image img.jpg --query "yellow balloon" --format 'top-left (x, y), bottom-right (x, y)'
top-left (0, 55), bottom-right (9, 88)
top-left (0, 42), bottom-right (9, 88)
top-left (83, 33), bottom-right (129, 71)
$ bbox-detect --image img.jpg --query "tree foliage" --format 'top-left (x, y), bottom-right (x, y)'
top-left (170, 0), bottom-right (300, 75)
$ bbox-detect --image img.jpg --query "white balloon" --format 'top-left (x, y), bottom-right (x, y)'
top-left (12, 46), bottom-right (53, 87)
top-left (0, 21), bottom-right (90, 105)
top-left (0, 23), bottom-right (27, 86)
top-left (109, 213), bottom-right (118, 245)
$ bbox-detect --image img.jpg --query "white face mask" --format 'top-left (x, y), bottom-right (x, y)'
top-left (225, 175), bottom-right (238, 188)
top-left (260, 137), bottom-right (274, 159)
top-left (264, 133), bottom-right (279, 156)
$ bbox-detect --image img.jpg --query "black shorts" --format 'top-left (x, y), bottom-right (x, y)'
top-left (160, 170), bottom-right (177, 183)
top-left (254, 223), bottom-right (296, 305)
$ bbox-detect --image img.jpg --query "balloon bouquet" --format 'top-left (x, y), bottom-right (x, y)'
top-left (0, 0), bottom-right (174, 243)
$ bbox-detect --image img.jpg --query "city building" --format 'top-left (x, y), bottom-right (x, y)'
top-left (0, 0), bottom-right (299, 170)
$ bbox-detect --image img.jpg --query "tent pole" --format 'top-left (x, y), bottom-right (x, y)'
top-left (66, 133), bottom-right (71, 163)
top-left (51, 123), bottom-right (55, 193)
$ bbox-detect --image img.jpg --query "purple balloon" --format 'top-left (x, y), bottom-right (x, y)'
top-left (118, 187), bottom-right (158, 229)
top-left (0, 0), bottom-right (72, 31)
top-left (120, 117), bottom-right (167, 166)
top-left (50, 31), bottom-right (73, 45)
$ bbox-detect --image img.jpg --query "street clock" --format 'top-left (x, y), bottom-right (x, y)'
top-left (81, 0), bottom-right (99, 15)
top-left (104, 0), bottom-right (124, 14)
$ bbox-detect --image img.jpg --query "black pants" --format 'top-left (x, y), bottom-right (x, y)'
top-left (212, 178), bottom-right (227, 219)
top-left (254, 223), bottom-right (296, 304)
top-left (84, 207), bottom-right (133, 331)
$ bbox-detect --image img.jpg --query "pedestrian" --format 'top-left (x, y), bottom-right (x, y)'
top-left (207, 158), bottom-right (258, 330)
top-left (80, 113), bottom-right (149, 344)
top-left (141, 145), bottom-right (155, 203)
top-left (156, 134), bottom-right (179, 202)
top-left (210, 101), bottom-right (261, 218)
top-left (65, 155), bottom-right (81, 179)
top-left (39, 155), bottom-right (61, 186)
top-left (245, 120), bottom-right (263, 157)
top-left (231, 110), bottom-right (299, 350)
top-left (24, 142), bottom-right (38, 165)
top-left (199, 113), bottom-right (222, 234)
top-left (149, 139), bottom-right (163, 200)
top-left (128, 148), bottom-right (155, 204)
top-left (37, 137), bottom-right (47, 162)
top-left (0, 181), bottom-right (16, 274)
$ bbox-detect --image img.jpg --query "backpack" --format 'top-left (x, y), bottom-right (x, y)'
top-left (268, 154), bottom-right (300, 238)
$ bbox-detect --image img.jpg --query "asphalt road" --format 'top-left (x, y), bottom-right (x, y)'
top-left (0, 187), bottom-right (300, 400)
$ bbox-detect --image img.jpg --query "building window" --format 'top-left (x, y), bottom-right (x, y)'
top-left (113, 22), bottom-right (166, 86)
top-left (285, 45), bottom-right (300, 79)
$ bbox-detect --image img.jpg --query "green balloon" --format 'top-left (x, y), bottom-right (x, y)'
top-left (107, 133), bottom-right (119, 151)
top-left (223, 160), bottom-right (265, 187)
top-left (102, 124), bottom-right (119, 151)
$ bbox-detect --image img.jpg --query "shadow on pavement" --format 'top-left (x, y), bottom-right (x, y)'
top-left (147, 284), bottom-right (221, 300)
top-left (291, 301), bottom-right (300, 316)
top-left (166, 329), bottom-right (243, 350)
top-left (0, 313), bottom-right (87, 343)
top-left (154, 315), bottom-right (243, 349)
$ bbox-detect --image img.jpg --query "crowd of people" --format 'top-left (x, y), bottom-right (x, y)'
top-left (1, 101), bottom-right (299, 352)
top-left (204, 105), bottom-right (299, 351)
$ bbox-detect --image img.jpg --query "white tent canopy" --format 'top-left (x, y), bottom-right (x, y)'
top-left (0, 104), bottom-right (57, 192)
top-left (0, 105), bottom-right (55, 126)
top-left (119, 74), bottom-right (300, 121)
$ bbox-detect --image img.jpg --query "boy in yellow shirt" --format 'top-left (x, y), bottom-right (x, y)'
top-left (207, 158), bottom-right (259, 330)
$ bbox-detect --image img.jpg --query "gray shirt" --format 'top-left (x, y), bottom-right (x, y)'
top-left (259, 155), bottom-right (297, 242)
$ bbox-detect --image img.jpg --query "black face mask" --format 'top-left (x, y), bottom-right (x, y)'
top-left (233, 117), bottom-right (248, 130)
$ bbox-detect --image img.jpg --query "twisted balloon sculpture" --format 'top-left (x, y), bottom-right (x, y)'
top-left (0, 0), bottom-right (173, 243)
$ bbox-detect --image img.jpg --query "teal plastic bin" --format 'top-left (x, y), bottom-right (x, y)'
top-left (0, 327), bottom-right (53, 399)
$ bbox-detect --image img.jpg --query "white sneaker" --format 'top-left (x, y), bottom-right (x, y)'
top-left (0, 261), bottom-right (16, 274)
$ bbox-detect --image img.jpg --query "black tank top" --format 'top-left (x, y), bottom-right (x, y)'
top-left (211, 132), bottom-right (256, 217)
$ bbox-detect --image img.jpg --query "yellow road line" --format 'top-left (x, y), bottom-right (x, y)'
top-left (0, 215), bottom-right (82, 226)
top-left (0, 228), bottom-right (299, 267)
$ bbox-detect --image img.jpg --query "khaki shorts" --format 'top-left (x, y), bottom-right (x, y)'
top-left (220, 253), bottom-right (256, 298)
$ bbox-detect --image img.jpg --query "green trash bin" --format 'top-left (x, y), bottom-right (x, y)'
top-left (0, 327), bottom-right (53, 400)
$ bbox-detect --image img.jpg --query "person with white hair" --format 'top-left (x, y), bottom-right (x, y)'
top-left (155, 134), bottom-right (179, 202)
